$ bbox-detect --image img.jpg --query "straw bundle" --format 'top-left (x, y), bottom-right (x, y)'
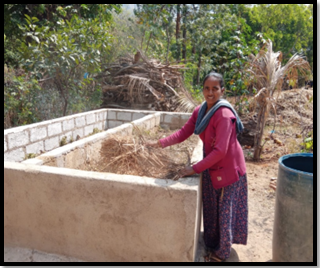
top-left (96, 127), bottom-right (196, 180)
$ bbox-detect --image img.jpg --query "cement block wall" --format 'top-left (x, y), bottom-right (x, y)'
top-left (4, 109), bottom-right (192, 163)
top-left (4, 108), bottom-right (202, 262)
top-left (4, 109), bottom-right (108, 162)
top-left (23, 113), bottom-right (161, 169)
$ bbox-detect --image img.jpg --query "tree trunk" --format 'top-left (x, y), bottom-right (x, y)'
top-left (192, 45), bottom-right (196, 55)
top-left (197, 50), bottom-right (202, 85)
top-left (175, 4), bottom-right (181, 62)
top-left (140, 28), bottom-right (146, 50)
top-left (253, 104), bottom-right (269, 160)
top-left (165, 24), bottom-right (170, 64)
top-left (54, 76), bottom-right (68, 116)
top-left (145, 32), bottom-right (153, 54)
top-left (182, 4), bottom-right (187, 63)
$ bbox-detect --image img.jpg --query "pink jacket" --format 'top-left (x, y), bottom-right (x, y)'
top-left (159, 106), bottom-right (246, 187)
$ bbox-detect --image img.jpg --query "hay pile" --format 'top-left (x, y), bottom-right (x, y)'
top-left (99, 51), bottom-right (197, 112)
top-left (85, 127), bottom-right (199, 180)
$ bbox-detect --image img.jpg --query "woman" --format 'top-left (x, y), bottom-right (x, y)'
top-left (146, 72), bottom-right (248, 262)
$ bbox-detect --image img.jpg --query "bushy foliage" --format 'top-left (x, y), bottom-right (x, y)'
top-left (4, 66), bottom-right (42, 128)
top-left (16, 14), bottom-right (113, 117)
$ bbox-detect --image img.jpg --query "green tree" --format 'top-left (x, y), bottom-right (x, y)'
top-left (188, 5), bottom-right (238, 84)
top-left (247, 4), bottom-right (313, 69)
top-left (4, 4), bottom-right (121, 67)
top-left (4, 66), bottom-right (42, 128)
top-left (105, 9), bottom-right (145, 64)
top-left (17, 14), bottom-right (114, 116)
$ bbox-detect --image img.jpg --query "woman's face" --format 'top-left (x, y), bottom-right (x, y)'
top-left (203, 76), bottom-right (225, 108)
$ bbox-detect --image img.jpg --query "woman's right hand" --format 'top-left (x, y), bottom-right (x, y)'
top-left (145, 140), bottom-right (162, 148)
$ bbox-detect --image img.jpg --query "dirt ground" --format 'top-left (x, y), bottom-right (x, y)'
top-left (227, 159), bottom-right (278, 262)
top-left (4, 87), bottom-right (313, 262)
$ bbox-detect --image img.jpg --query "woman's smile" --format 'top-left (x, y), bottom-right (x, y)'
top-left (203, 77), bottom-right (225, 109)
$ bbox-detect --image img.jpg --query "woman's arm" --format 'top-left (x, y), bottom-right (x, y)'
top-left (159, 107), bottom-right (199, 148)
top-left (192, 110), bottom-right (236, 173)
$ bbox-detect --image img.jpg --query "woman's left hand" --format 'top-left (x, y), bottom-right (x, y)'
top-left (178, 166), bottom-right (196, 178)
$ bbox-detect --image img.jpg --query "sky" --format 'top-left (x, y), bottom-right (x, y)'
top-left (123, 4), bottom-right (135, 11)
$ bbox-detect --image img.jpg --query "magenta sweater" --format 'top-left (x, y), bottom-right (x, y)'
top-left (159, 106), bottom-right (246, 180)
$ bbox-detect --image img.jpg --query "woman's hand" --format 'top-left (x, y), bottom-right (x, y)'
top-left (145, 140), bottom-right (162, 148)
top-left (178, 166), bottom-right (196, 178)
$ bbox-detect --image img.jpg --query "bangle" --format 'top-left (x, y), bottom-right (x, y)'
top-left (158, 140), bottom-right (162, 147)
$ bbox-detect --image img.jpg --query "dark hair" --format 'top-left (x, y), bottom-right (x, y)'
top-left (202, 72), bottom-right (224, 88)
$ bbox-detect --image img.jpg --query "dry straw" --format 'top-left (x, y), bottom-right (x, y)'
top-left (98, 126), bottom-right (195, 180)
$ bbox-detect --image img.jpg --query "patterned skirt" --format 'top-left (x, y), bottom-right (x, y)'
top-left (202, 167), bottom-right (248, 260)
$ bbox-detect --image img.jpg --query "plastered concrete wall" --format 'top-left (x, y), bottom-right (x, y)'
top-left (4, 156), bottom-right (201, 262)
top-left (4, 109), bottom-right (201, 262)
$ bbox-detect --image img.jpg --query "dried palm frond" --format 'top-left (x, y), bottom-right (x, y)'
top-left (246, 39), bottom-right (311, 160)
top-left (176, 79), bottom-right (202, 113)
top-left (101, 50), bottom-right (188, 111)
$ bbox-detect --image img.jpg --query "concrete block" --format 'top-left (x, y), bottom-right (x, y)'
top-left (117, 112), bottom-right (132, 122)
top-left (108, 121), bottom-right (122, 129)
top-left (150, 116), bottom-right (156, 128)
top-left (96, 111), bottom-right (107, 122)
top-left (108, 111), bottom-right (117, 120)
top-left (60, 131), bottom-right (72, 142)
top-left (75, 117), bottom-right (86, 127)
top-left (8, 130), bottom-right (29, 150)
top-left (160, 123), bottom-right (170, 130)
top-left (56, 156), bottom-right (65, 168)
top-left (86, 140), bottom-right (103, 163)
top-left (180, 114), bottom-right (191, 124)
top-left (132, 117), bottom-right (151, 131)
top-left (4, 138), bottom-right (7, 152)
top-left (170, 117), bottom-right (182, 130)
top-left (30, 126), bottom-right (47, 143)
top-left (84, 125), bottom-right (94, 136)
top-left (164, 114), bottom-right (174, 124)
top-left (64, 148), bottom-right (86, 169)
top-left (63, 119), bottom-right (75, 132)
top-left (86, 114), bottom-right (96, 125)
top-left (120, 123), bottom-right (133, 136)
top-left (48, 122), bottom-right (62, 137)
top-left (44, 136), bottom-right (59, 151)
top-left (72, 129), bottom-right (84, 140)
top-left (4, 148), bottom-right (25, 162)
top-left (132, 113), bottom-right (147, 121)
top-left (154, 113), bottom-right (161, 126)
top-left (94, 122), bottom-right (103, 131)
top-left (26, 141), bottom-right (44, 155)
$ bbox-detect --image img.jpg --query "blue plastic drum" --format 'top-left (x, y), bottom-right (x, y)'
top-left (272, 153), bottom-right (313, 262)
